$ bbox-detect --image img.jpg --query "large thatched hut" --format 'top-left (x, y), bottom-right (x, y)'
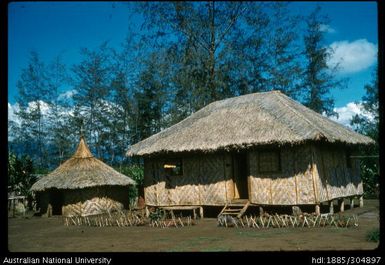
top-left (127, 91), bottom-right (374, 215)
top-left (31, 137), bottom-right (135, 217)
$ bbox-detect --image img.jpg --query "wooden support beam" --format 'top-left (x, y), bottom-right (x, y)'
top-left (259, 206), bottom-right (264, 216)
top-left (199, 206), bottom-right (204, 219)
top-left (359, 196), bottom-right (364, 207)
top-left (315, 204), bottom-right (320, 216)
top-left (350, 198), bottom-right (355, 209)
top-left (329, 200), bottom-right (334, 214)
top-left (339, 199), bottom-right (345, 212)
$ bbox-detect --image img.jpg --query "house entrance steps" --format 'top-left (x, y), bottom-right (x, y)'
top-left (218, 199), bottom-right (250, 219)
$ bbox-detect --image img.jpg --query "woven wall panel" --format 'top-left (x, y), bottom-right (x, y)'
top-left (271, 148), bottom-right (297, 205)
top-left (313, 161), bottom-right (328, 202)
top-left (249, 145), bottom-right (315, 205)
top-left (62, 197), bottom-right (123, 217)
top-left (271, 175), bottom-right (296, 205)
top-left (293, 146), bottom-right (315, 204)
top-left (144, 155), bottom-right (228, 206)
top-left (172, 157), bottom-right (200, 205)
top-left (249, 151), bottom-right (271, 204)
top-left (156, 161), bottom-right (169, 206)
top-left (224, 154), bottom-right (234, 201)
top-left (335, 150), bottom-right (351, 196)
top-left (199, 155), bottom-right (227, 205)
top-left (315, 147), bottom-right (364, 201)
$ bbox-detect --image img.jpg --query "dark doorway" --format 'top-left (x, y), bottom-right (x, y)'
top-left (233, 153), bottom-right (249, 199)
top-left (49, 189), bottom-right (64, 215)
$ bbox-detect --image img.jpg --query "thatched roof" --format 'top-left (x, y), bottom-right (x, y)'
top-left (31, 137), bottom-right (135, 192)
top-left (127, 91), bottom-right (374, 156)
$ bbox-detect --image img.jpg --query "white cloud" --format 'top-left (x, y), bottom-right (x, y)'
top-left (28, 100), bottom-right (51, 115)
top-left (8, 102), bottom-right (20, 125)
top-left (327, 39), bottom-right (377, 74)
top-left (58, 89), bottom-right (77, 101)
top-left (329, 102), bottom-right (374, 128)
top-left (319, 24), bottom-right (336, 33)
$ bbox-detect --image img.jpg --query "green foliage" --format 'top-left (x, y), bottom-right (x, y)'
top-left (366, 228), bottom-right (379, 242)
top-left (302, 6), bottom-right (344, 117)
top-left (360, 161), bottom-right (379, 199)
top-left (120, 165), bottom-right (144, 187)
top-left (149, 208), bottom-right (166, 221)
top-left (118, 165), bottom-right (144, 206)
top-left (350, 66), bottom-right (378, 199)
top-left (8, 152), bottom-right (36, 197)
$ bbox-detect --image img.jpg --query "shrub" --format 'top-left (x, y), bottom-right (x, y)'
top-left (116, 165), bottom-right (144, 207)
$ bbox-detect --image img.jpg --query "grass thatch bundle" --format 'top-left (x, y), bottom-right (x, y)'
top-left (127, 91), bottom-right (374, 156)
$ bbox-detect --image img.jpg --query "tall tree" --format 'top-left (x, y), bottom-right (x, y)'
top-left (350, 66), bottom-right (379, 198)
top-left (46, 55), bottom-right (73, 165)
top-left (132, 52), bottom-right (167, 142)
top-left (351, 66), bottom-right (379, 141)
top-left (265, 2), bottom-right (302, 99)
top-left (302, 6), bottom-right (343, 116)
top-left (72, 43), bottom-right (113, 157)
top-left (138, 2), bottom-right (258, 122)
top-left (14, 51), bottom-right (52, 168)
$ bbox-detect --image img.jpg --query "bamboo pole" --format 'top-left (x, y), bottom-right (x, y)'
top-left (329, 200), bottom-right (334, 214)
top-left (359, 196), bottom-right (364, 207)
top-left (339, 199), bottom-right (345, 212)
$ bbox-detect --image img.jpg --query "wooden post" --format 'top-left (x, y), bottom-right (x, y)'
top-left (199, 206), bottom-right (204, 219)
top-left (329, 200), bottom-right (334, 214)
top-left (359, 196), bottom-right (364, 207)
top-left (338, 199), bottom-right (345, 212)
top-left (350, 197), bottom-right (355, 209)
top-left (259, 206), bottom-right (264, 216)
top-left (145, 206), bottom-right (150, 218)
top-left (315, 204), bottom-right (320, 216)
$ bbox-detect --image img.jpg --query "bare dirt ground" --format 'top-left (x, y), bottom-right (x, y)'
top-left (8, 200), bottom-right (379, 252)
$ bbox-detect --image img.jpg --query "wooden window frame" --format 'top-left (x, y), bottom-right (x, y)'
top-left (163, 159), bottom-right (184, 177)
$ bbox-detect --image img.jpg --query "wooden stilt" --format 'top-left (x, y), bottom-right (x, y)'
top-left (359, 196), bottom-right (364, 207)
top-left (339, 199), bottom-right (345, 212)
top-left (329, 200), bottom-right (334, 214)
top-left (199, 206), bottom-right (204, 219)
top-left (259, 206), bottom-right (264, 216)
top-left (350, 197), bottom-right (355, 209)
top-left (315, 204), bottom-right (320, 216)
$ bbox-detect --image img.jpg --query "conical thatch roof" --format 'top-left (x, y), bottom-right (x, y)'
top-left (31, 137), bottom-right (135, 192)
top-left (127, 91), bottom-right (374, 156)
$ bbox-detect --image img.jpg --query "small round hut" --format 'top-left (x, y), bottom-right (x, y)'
top-left (31, 137), bottom-right (135, 217)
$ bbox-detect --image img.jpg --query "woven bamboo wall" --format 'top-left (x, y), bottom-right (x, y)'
top-left (313, 145), bottom-right (363, 201)
top-left (36, 186), bottom-right (129, 216)
top-left (144, 154), bottom-right (233, 206)
top-left (62, 197), bottom-right (124, 217)
top-left (249, 145), bottom-right (312, 205)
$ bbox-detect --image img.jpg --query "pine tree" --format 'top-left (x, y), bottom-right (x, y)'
top-left (302, 6), bottom-right (343, 116)
top-left (265, 2), bottom-right (302, 99)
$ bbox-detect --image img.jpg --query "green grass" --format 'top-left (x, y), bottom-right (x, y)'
top-left (366, 228), bottom-right (380, 242)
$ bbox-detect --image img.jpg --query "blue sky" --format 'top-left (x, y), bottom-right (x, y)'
top-left (8, 1), bottom-right (378, 124)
